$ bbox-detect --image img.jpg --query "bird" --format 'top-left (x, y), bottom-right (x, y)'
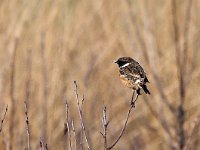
top-left (113, 57), bottom-right (150, 96)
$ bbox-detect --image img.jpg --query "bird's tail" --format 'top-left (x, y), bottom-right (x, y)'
top-left (141, 84), bottom-right (150, 94)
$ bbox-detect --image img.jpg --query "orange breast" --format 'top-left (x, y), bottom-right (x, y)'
top-left (119, 75), bottom-right (139, 90)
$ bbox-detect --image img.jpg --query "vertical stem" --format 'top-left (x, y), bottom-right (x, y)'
top-left (107, 92), bottom-right (138, 149)
top-left (73, 81), bottom-right (91, 150)
top-left (24, 101), bottom-right (31, 150)
top-left (72, 120), bottom-right (77, 150)
top-left (101, 107), bottom-right (108, 150)
top-left (65, 100), bottom-right (72, 150)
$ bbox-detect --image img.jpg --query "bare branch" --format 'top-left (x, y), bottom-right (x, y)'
top-left (73, 81), bottom-right (91, 150)
top-left (39, 138), bottom-right (44, 150)
top-left (0, 105), bottom-right (8, 132)
top-left (24, 101), bottom-right (31, 150)
top-left (40, 138), bottom-right (48, 150)
top-left (101, 106), bottom-right (109, 150)
top-left (107, 91), bottom-right (138, 150)
top-left (64, 100), bottom-right (72, 150)
top-left (72, 120), bottom-right (77, 150)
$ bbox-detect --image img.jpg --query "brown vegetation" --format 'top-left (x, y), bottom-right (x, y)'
top-left (0, 0), bottom-right (200, 149)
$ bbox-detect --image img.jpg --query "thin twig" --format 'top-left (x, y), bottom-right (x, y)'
top-left (24, 101), bottom-right (31, 150)
top-left (40, 138), bottom-right (48, 150)
top-left (101, 107), bottom-right (109, 150)
top-left (45, 143), bottom-right (48, 150)
top-left (107, 91), bottom-right (138, 150)
top-left (0, 105), bottom-right (8, 132)
top-left (73, 81), bottom-right (91, 150)
top-left (72, 120), bottom-right (77, 150)
top-left (64, 100), bottom-right (72, 150)
top-left (80, 127), bottom-right (83, 150)
top-left (39, 138), bottom-right (44, 150)
top-left (80, 95), bottom-right (85, 150)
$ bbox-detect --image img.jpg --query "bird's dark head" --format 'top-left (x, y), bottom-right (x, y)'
top-left (113, 57), bottom-right (134, 67)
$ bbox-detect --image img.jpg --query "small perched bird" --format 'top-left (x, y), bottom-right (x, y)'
top-left (114, 57), bottom-right (150, 95)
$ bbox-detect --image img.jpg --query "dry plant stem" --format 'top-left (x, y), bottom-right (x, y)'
top-left (65, 100), bottom-right (72, 150)
top-left (40, 138), bottom-right (48, 150)
top-left (39, 138), bottom-right (44, 150)
top-left (171, 1), bottom-right (193, 149)
top-left (101, 107), bottom-right (109, 150)
top-left (73, 81), bottom-right (91, 150)
top-left (24, 101), bottom-right (31, 150)
top-left (0, 105), bottom-right (8, 132)
top-left (39, 139), bottom-right (44, 150)
top-left (80, 96), bottom-right (85, 150)
top-left (80, 128), bottom-right (83, 150)
top-left (107, 91), bottom-right (138, 150)
top-left (72, 120), bottom-right (77, 150)
top-left (39, 138), bottom-right (45, 150)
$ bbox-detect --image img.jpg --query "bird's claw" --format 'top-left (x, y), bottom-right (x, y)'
top-left (131, 101), bottom-right (136, 108)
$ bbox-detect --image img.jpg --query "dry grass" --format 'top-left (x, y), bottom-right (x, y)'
top-left (0, 0), bottom-right (200, 149)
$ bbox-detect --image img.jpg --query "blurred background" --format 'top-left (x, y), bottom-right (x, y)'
top-left (0, 0), bottom-right (200, 149)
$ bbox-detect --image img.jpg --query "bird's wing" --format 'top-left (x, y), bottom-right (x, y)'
top-left (120, 62), bottom-right (149, 83)
top-left (119, 64), bottom-right (141, 82)
top-left (128, 63), bottom-right (146, 77)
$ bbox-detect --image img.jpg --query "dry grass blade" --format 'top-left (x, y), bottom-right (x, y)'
top-left (73, 81), bottom-right (91, 150)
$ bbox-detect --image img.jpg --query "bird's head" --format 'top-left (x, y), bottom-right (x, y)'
top-left (113, 57), bottom-right (134, 67)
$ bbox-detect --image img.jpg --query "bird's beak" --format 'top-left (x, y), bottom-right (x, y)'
top-left (112, 60), bottom-right (118, 63)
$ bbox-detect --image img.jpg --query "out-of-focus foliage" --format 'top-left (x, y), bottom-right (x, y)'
top-left (0, 0), bottom-right (200, 149)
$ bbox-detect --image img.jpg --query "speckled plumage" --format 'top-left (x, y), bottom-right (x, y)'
top-left (114, 57), bottom-right (150, 95)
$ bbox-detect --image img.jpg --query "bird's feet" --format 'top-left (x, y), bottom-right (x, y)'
top-left (131, 101), bottom-right (136, 108)
top-left (136, 89), bottom-right (141, 95)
